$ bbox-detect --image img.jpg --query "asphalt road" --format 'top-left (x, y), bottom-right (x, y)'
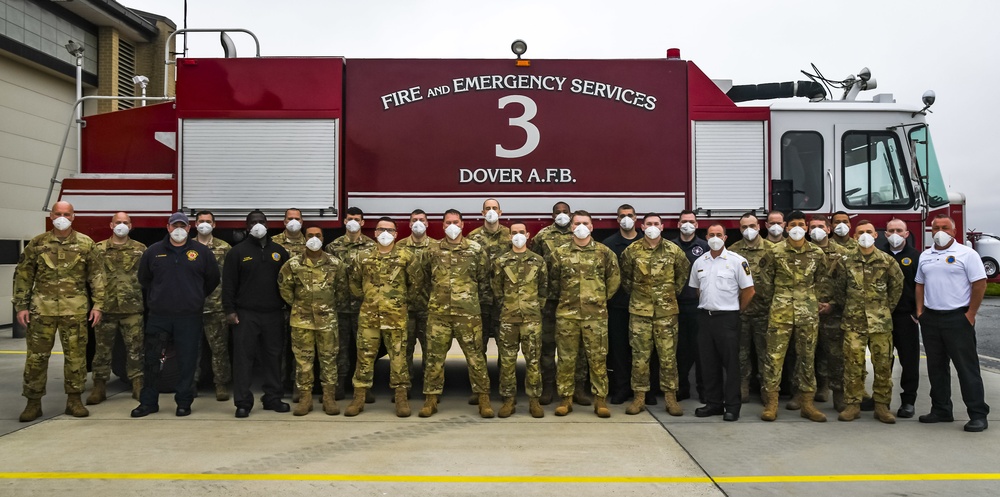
top-left (974, 296), bottom-right (1000, 372)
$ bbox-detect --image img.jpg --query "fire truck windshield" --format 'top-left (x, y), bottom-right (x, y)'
top-left (908, 125), bottom-right (948, 207)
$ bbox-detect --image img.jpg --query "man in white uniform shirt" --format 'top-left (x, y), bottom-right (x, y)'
top-left (915, 215), bottom-right (990, 432)
top-left (689, 223), bottom-right (755, 421)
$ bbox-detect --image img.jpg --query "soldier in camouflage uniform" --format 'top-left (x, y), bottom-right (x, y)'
top-left (467, 198), bottom-right (511, 403)
top-left (831, 211), bottom-right (859, 251)
top-left (278, 226), bottom-right (348, 416)
top-left (549, 211), bottom-right (620, 418)
top-left (15, 201), bottom-right (105, 422)
top-left (88, 212), bottom-right (146, 405)
top-left (806, 215), bottom-right (849, 411)
top-left (194, 211), bottom-right (232, 401)
top-left (414, 209), bottom-right (495, 418)
top-left (620, 214), bottom-right (689, 416)
top-left (324, 206), bottom-right (376, 400)
top-left (272, 208), bottom-right (306, 402)
top-left (398, 209), bottom-right (435, 380)
top-left (838, 221), bottom-right (903, 423)
top-left (346, 218), bottom-right (419, 417)
top-left (491, 222), bottom-right (547, 418)
top-left (727, 213), bottom-right (774, 403)
top-left (756, 210), bottom-right (830, 422)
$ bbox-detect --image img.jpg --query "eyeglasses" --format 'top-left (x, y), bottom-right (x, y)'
top-left (375, 228), bottom-right (397, 233)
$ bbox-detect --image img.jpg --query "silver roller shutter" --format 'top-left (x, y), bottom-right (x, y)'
top-left (692, 121), bottom-right (767, 214)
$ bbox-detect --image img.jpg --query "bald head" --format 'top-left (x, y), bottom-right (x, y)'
top-left (51, 201), bottom-right (74, 216)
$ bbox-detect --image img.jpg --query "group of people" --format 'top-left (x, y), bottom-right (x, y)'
top-left (12, 200), bottom-right (990, 431)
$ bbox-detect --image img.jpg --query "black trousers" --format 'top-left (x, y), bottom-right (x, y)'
top-left (607, 307), bottom-right (632, 396)
top-left (920, 308), bottom-right (990, 420)
top-left (676, 308), bottom-right (703, 396)
top-left (891, 311), bottom-right (921, 405)
top-left (232, 309), bottom-right (285, 410)
top-left (697, 310), bottom-right (741, 413)
top-left (140, 313), bottom-right (203, 409)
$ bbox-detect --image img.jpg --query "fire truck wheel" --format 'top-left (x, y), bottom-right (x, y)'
top-left (983, 257), bottom-right (998, 279)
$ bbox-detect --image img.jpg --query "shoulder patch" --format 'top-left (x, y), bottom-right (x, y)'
top-left (742, 260), bottom-right (751, 275)
top-left (901, 257), bottom-right (912, 266)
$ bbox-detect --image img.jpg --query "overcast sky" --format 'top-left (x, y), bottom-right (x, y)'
top-left (125, 0), bottom-right (999, 233)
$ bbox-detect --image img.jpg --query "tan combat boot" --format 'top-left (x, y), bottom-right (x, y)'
top-left (740, 379), bottom-right (750, 404)
top-left (498, 397), bottom-right (516, 418)
top-left (799, 392), bottom-right (827, 422)
top-left (293, 392), bottom-right (313, 416)
top-left (19, 399), bottom-right (42, 422)
top-left (573, 382), bottom-right (593, 406)
top-left (418, 394), bottom-right (438, 418)
top-left (832, 389), bottom-right (846, 413)
top-left (345, 388), bottom-right (366, 417)
top-left (132, 377), bottom-right (142, 401)
top-left (626, 391), bottom-right (646, 415)
top-left (874, 403), bottom-right (896, 424)
top-left (65, 394), bottom-right (89, 418)
top-left (760, 390), bottom-right (779, 421)
top-left (478, 393), bottom-right (495, 418)
top-left (86, 379), bottom-right (107, 405)
top-left (594, 396), bottom-right (611, 418)
top-left (322, 386), bottom-right (340, 415)
top-left (554, 396), bottom-right (573, 416)
top-left (814, 378), bottom-right (830, 403)
top-left (664, 390), bottom-right (684, 417)
top-left (215, 383), bottom-right (230, 402)
top-left (529, 397), bottom-right (544, 418)
top-left (785, 393), bottom-right (801, 410)
top-left (838, 404), bottom-right (860, 421)
top-left (395, 388), bottom-right (410, 417)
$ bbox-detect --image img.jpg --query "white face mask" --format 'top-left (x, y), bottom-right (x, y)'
top-left (484, 210), bottom-right (499, 224)
top-left (305, 237), bottom-right (323, 252)
top-left (52, 216), bottom-right (72, 231)
top-left (834, 223), bottom-right (850, 237)
top-left (707, 236), bottom-right (725, 251)
top-left (644, 226), bottom-right (661, 240)
top-left (619, 216), bottom-right (635, 231)
top-left (742, 227), bottom-right (758, 241)
top-left (573, 224), bottom-right (591, 240)
top-left (249, 223), bottom-right (268, 239)
top-left (170, 227), bottom-right (188, 243)
top-left (554, 213), bottom-right (571, 227)
top-left (345, 219), bottom-right (361, 233)
top-left (768, 224), bottom-right (784, 237)
top-left (857, 233), bottom-right (875, 249)
top-left (933, 231), bottom-right (953, 247)
top-left (444, 224), bottom-right (462, 240)
top-left (511, 233), bottom-right (527, 249)
top-left (113, 224), bottom-right (130, 238)
top-left (377, 231), bottom-right (395, 247)
top-left (410, 220), bottom-right (427, 235)
top-left (197, 222), bottom-right (213, 235)
top-left (679, 222), bottom-right (696, 235)
top-left (285, 219), bottom-right (302, 233)
top-left (787, 226), bottom-right (806, 241)
top-left (887, 233), bottom-right (905, 248)
top-left (809, 227), bottom-right (827, 242)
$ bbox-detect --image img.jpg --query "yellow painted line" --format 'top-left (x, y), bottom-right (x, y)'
top-left (1, 472), bottom-right (999, 483)
top-left (0, 350), bottom-right (62, 355)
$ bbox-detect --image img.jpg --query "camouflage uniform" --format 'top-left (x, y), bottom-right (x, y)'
top-left (272, 231), bottom-right (307, 258)
top-left (841, 249), bottom-right (903, 405)
top-left (350, 246), bottom-right (418, 389)
top-left (92, 238), bottom-right (146, 382)
top-left (415, 238), bottom-right (491, 395)
top-left (278, 253), bottom-right (348, 395)
top-left (492, 249), bottom-right (548, 398)
top-left (530, 223), bottom-right (584, 390)
top-left (199, 237), bottom-right (232, 387)
top-left (757, 240), bottom-right (829, 394)
top-left (325, 234), bottom-right (376, 386)
top-left (398, 235), bottom-right (436, 374)
top-left (272, 231), bottom-right (306, 391)
top-left (832, 236), bottom-right (859, 251)
top-left (548, 240), bottom-right (621, 398)
top-left (468, 224), bottom-right (512, 344)
top-left (620, 240), bottom-right (690, 393)
top-left (814, 241), bottom-right (848, 397)
top-left (728, 238), bottom-right (774, 389)
top-left (13, 231), bottom-right (105, 399)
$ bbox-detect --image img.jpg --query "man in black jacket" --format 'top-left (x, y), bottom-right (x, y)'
top-left (132, 212), bottom-right (219, 418)
top-left (881, 218), bottom-right (921, 418)
top-left (225, 210), bottom-right (291, 417)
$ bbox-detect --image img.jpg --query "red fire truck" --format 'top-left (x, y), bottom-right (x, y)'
top-left (53, 43), bottom-right (954, 244)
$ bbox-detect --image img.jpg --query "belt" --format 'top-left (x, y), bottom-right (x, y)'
top-left (924, 306), bottom-right (969, 315)
top-left (699, 309), bottom-right (738, 316)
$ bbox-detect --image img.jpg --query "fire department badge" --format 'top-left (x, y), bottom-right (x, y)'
top-left (692, 246), bottom-right (704, 257)
top-left (946, 255), bottom-right (956, 264)
top-left (742, 261), bottom-right (751, 275)
top-left (901, 257), bottom-right (912, 266)
top-left (186, 250), bottom-right (198, 261)
top-left (272, 252), bottom-right (281, 261)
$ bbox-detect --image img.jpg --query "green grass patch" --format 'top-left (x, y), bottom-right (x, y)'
top-left (987, 283), bottom-right (1000, 297)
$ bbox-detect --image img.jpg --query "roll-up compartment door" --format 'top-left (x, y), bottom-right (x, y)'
top-left (692, 121), bottom-right (767, 214)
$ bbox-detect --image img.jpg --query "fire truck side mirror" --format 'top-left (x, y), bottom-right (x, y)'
top-left (770, 179), bottom-right (793, 214)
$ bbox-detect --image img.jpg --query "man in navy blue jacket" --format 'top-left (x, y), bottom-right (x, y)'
top-left (132, 212), bottom-right (219, 417)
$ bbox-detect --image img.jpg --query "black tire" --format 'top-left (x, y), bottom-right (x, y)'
top-left (984, 257), bottom-right (999, 279)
